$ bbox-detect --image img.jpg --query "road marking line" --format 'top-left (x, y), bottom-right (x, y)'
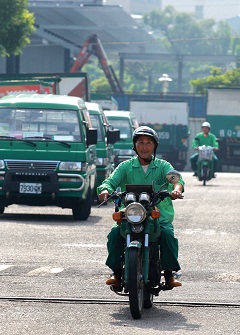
top-left (0, 264), bottom-right (13, 271)
top-left (27, 266), bottom-right (64, 276)
top-left (49, 267), bottom-right (64, 274)
top-left (63, 244), bottom-right (105, 248)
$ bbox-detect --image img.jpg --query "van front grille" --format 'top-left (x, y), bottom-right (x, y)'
top-left (5, 160), bottom-right (58, 171)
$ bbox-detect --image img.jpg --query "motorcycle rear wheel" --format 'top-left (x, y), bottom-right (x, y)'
top-left (128, 248), bottom-right (144, 319)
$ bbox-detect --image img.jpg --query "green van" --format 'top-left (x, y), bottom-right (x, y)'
top-left (0, 94), bottom-right (97, 220)
top-left (103, 110), bottom-right (139, 166)
top-left (85, 102), bottom-right (120, 201)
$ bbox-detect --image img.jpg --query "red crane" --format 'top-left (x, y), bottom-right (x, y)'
top-left (70, 34), bottom-right (123, 94)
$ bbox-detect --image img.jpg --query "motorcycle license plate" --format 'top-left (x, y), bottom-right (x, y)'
top-left (19, 183), bottom-right (42, 194)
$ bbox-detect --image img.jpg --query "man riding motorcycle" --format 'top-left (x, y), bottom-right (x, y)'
top-left (97, 126), bottom-right (184, 289)
top-left (190, 122), bottom-right (219, 176)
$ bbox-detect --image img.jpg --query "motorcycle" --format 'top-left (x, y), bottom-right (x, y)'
top-left (98, 170), bottom-right (182, 319)
top-left (196, 144), bottom-right (215, 186)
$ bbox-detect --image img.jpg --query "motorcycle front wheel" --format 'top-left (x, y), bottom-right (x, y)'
top-left (128, 248), bottom-right (144, 319)
top-left (202, 165), bottom-right (208, 186)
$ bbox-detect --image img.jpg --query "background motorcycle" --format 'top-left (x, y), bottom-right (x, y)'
top-left (99, 170), bottom-right (181, 319)
top-left (197, 145), bottom-right (215, 186)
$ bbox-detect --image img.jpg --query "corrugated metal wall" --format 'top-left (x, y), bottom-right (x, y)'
top-left (0, 57), bottom-right (6, 73)
top-left (0, 46), bottom-right (66, 74)
top-left (20, 46), bottom-right (66, 73)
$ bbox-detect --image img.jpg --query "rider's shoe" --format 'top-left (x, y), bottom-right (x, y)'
top-left (106, 274), bottom-right (120, 287)
top-left (193, 172), bottom-right (197, 177)
top-left (168, 277), bottom-right (182, 289)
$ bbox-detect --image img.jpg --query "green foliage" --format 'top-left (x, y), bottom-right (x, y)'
top-left (75, 5), bottom-right (240, 94)
top-left (0, 0), bottom-right (35, 56)
top-left (143, 6), bottom-right (232, 55)
top-left (83, 61), bottom-right (114, 92)
top-left (91, 76), bottom-right (111, 92)
top-left (190, 67), bottom-right (240, 94)
top-left (142, 6), bottom-right (240, 92)
top-left (230, 36), bottom-right (240, 55)
top-left (84, 58), bottom-right (150, 93)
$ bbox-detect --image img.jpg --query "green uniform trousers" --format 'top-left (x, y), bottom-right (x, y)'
top-left (106, 221), bottom-right (180, 272)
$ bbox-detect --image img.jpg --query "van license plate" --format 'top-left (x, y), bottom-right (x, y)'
top-left (19, 183), bottom-right (42, 194)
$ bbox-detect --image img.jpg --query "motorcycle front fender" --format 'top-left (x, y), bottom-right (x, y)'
top-left (128, 240), bottom-right (142, 248)
top-left (197, 159), bottom-right (214, 179)
top-left (124, 240), bottom-right (149, 285)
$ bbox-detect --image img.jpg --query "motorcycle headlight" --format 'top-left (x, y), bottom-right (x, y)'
top-left (125, 202), bottom-right (146, 224)
top-left (125, 192), bottom-right (136, 205)
top-left (139, 192), bottom-right (150, 205)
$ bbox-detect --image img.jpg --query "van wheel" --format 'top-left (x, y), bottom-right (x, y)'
top-left (72, 188), bottom-right (92, 221)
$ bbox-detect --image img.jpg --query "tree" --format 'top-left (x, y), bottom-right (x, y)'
top-left (143, 6), bottom-right (232, 55)
top-left (0, 0), bottom-right (35, 57)
top-left (142, 6), bottom-right (240, 92)
top-left (190, 67), bottom-right (240, 94)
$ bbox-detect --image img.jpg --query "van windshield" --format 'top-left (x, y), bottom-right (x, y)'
top-left (0, 108), bottom-right (82, 142)
top-left (108, 119), bottom-right (131, 139)
top-left (90, 114), bottom-right (104, 141)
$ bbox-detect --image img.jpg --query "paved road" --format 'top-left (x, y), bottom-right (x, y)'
top-left (0, 172), bottom-right (239, 334)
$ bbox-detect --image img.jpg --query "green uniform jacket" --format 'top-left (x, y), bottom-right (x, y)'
top-left (192, 132), bottom-right (219, 149)
top-left (97, 157), bottom-right (185, 224)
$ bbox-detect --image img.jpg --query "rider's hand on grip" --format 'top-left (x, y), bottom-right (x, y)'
top-left (170, 190), bottom-right (184, 200)
top-left (98, 190), bottom-right (109, 203)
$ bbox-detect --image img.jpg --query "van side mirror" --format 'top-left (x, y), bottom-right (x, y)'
top-left (107, 128), bottom-right (120, 144)
top-left (87, 128), bottom-right (97, 146)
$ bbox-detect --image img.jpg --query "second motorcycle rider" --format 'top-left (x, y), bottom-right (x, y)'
top-left (97, 126), bottom-right (184, 289)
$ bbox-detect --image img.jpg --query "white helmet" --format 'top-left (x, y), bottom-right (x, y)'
top-left (202, 122), bottom-right (211, 129)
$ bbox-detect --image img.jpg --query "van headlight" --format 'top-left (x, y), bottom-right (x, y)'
top-left (118, 149), bottom-right (135, 156)
top-left (96, 157), bottom-right (108, 166)
top-left (0, 160), bottom-right (5, 169)
top-left (59, 162), bottom-right (86, 171)
top-left (125, 202), bottom-right (146, 224)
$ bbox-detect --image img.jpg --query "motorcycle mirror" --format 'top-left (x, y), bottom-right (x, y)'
top-left (166, 170), bottom-right (181, 184)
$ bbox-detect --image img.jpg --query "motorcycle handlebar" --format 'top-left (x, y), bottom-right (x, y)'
top-left (98, 189), bottom-right (171, 208)
top-left (97, 191), bottom-right (126, 208)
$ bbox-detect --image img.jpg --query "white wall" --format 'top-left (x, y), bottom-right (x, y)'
top-left (162, 0), bottom-right (240, 21)
top-left (106, 0), bottom-right (161, 15)
top-left (106, 0), bottom-right (240, 20)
